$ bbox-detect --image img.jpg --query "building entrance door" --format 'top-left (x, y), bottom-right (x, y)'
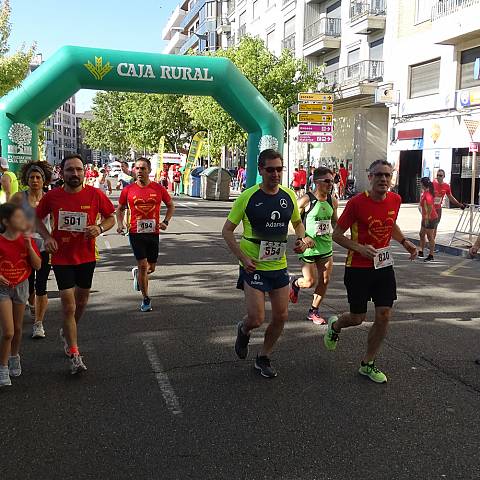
top-left (398, 150), bottom-right (422, 203)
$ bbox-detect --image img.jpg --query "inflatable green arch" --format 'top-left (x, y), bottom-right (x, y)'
top-left (0, 46), bottom-right (284, 187)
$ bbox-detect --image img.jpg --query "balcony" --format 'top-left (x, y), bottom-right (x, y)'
top-left (179, 34), bottom-right (199, 55)
top-left (282, 33), bottom-right (296, 52)
top-left (180, 0), bottom-right (206, 29)
top-left (349, 0), bottom-right (386, 34)
top-left (282, 0), bottom-right (296, 7)
top-left (163, 31), bottom-right (187, 55)
top-left (217, 18), bottom-right (231, 35)
top-left (304, 17), bottom-right (341, 56)
top-left (227, 0), bottom-right (235, 16)
top-left (431, 0), bottom-right (480, 44)
top-left (237, 24), bottom-right (247, 42)
top-left (324, 60), bottom-right (384, 98)
top-left (162, 4), bottom-right (187, 40)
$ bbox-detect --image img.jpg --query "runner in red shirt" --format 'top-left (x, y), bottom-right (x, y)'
top-left (116, 158), bottom-right (175, 312)
top-left (36, 154), bottom-right (115, 375)
top-left (0, 204), bottom-right (41, 387)
top-left (323, 159), bottom-right (417, 384)
top-left (418, 177), bottom-right (439, 262)
top-left (298, 166), bottom-right (307, 196)
top-left (291, 168), bottom-right (302, 197)
top-left (339, 163), bottom-right (348, 199)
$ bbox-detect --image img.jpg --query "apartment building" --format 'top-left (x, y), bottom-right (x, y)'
top-left (29, 54), bottom-right (77, 164)
top-left (162, 0), bottom-right (224, 55)
top-left (76, 111), bottom-right (110, 165)
top-left (385, 0), bottom-right (480, 204)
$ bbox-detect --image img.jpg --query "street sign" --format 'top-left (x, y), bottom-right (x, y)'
top-left (298, 134), bottom-right (333, 143)
top-left (470, 142), bottom-right (480, 153)
top-left (298, 92), bottom-right (334, 103)
top-left (297, 113), bottom-right (333, 123)
top-left (299, 124), bottom-right (333, 133)
top-left (298, 103), bottom-right (333, 113)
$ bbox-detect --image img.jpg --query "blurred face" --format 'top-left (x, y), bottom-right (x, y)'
top-left (368, 164), bottom-right (392, 195)
top-left (315, 172), bottom-right (334, 194)
top-left (436, 171), bottom-right (445, 184)
top-left (4, 208), bottom-right (28, 232)
top-left (28, 171), bottom-right (44, 191)
top-left (135, 160), bottom-right (151, 183)
top-left (62, 158), bottom-right (85, 188)
top-left (121, 163), bottom-right (129, 174)
top-left (259, 157), bottom-right (283, 187)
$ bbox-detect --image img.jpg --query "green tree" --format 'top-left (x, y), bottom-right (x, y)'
top-left (0, 0), bottom-right (35, 97)
top-left (183, 36), bottom-right (324, 160)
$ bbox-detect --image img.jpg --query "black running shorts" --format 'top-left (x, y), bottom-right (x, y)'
top-left (129, 233), bottom-right (160, 264)
top-left (53, 262), bottom-right (96, 291)
top-left (237, 267), bottom-right (290, 293)
top-left (344, 266), bottom-right (397, 314)
top-left (28, 251), bottom-right (51, 296)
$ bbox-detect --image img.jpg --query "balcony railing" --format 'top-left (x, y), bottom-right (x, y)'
top-left (304, 17), bottom-right (341, 45)
top-left (282, 33), bottom-right (296, 52)
top-left (431, 0), bottom-right (480, 20)
top-left (324, 60), bottom-right (384, 86)
top-left (282, 0), bottom-right (296, 7)
top-left (227, 0), bottom-right (235, 16)
top-left (238, 24), bottom-right (247, 41)
top-left (350, 0), bottom-right (386, 20)
top-left (180, 0), bottom-right (206, 29)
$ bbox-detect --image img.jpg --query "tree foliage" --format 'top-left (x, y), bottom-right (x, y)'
top-left (0, 0), bottom-right (35, 97)
top-left (182, 36), bottom-right (324, 158)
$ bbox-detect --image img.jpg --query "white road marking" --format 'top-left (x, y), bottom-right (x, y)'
top-left (143, 339), bottom-right (182, 416)
top-left (441, 258), bottom-right (470, 276)
top-left (184, 219), bottom-right (199, 227)
top-left (177, 202), bottom-right (198, 209)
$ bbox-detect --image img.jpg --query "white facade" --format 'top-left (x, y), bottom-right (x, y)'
top-left (385, 0), bottom-right (480, 204)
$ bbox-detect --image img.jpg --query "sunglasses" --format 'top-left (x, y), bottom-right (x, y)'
top-left (263, 166), bottom-right (285, 173)
top-left (316, 178), bottom-right (333, 184)
top-left (437, 174), bottom-right (444, 178)
top-left (373, 172), bottom-right (392, 179)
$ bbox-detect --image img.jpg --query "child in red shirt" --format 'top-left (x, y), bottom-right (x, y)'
top-left (0, 204), bottom-right (41, 387)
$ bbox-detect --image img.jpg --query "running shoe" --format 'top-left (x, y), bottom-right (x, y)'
top-left (140, 296), bottom-right (152, 312)
top-left (359, 361), bottom-right (387, 383)
top-left (289, 275), bottom-right (300, 304)
top-left (29, 303), bottom-right (36, 322)
top-left (8, 355), bottom-right (21, 377)
top-left (32, 322), bottom-right (45, 339)
top-left (417, 250), bottom-right (424, 258)
top-left (307, 308), bottom-right (327, 325)
top-left (323, 315), bottom-right (339, 351)
top-left (424, 255), bottom-right (434, 262)
top-left (70, 354), bottom-right (87, 375)
top-left (0, 366), bottom-right (11, 387)
top-left (132, 266), bottom-right (140, 292)
top-left (254, 355), bottom-right (277, 378)
top-left (59, 328), bottom-right (70, 357)
top-left (235, 321), bottom-right (250, 359)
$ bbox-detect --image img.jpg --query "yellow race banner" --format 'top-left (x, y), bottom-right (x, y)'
top-left (183, 131), bottom-right (206, 190)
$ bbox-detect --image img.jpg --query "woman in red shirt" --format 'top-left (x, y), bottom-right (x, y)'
top-left (418, 177), bottom-right (439, 262)
top-left (0, 204), bottom-right (41, 387)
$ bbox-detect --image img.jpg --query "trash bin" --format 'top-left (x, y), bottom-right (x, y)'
top-left (188, 166), bottom-right (205, 197)
top-left (200, 167), bottom-right (232, 201)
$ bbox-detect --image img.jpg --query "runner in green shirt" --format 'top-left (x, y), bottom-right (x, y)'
top-left (289, 167), bottom-right (338, 325)
top-left (222, 149), bottom-right (314, 378)
top-left (0, 158), bottom-right (19, 202)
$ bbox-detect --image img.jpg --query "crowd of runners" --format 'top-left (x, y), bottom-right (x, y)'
top-left (0, 149), bottom-right (476, 387)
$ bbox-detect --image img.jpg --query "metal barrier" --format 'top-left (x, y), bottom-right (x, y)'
top-left (449, 204), bottom-right (480, 246)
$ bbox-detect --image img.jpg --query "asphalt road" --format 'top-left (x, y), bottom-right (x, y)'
top-left (1, 194), bottom-right (479, 480)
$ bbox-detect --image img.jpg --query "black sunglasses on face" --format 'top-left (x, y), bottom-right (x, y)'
top-left (373, 172), bottom-right (392, 179)
top-left (263, 166), bottom-right (284, 173)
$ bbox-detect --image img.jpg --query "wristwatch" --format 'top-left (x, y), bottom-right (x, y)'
top-left (98, 224), bottom-right (104, 233)
top-left (163, 219), bottom-right (169, 226)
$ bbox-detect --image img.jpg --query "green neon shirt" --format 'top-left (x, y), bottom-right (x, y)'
top-left (227, 184), bottom-right (301, 271)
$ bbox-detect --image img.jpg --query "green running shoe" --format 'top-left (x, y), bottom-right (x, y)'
top-left (323, 316), bottom-right (339, 351)
top-left (359, 361), bottom-right (387, 383)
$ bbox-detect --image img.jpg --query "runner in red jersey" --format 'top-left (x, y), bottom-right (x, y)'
top-left (116, 158), bottom-right (175, 312)
top-left (323, 160), bottom-right (417, 384)
top-left (36, 154), bottom-right (115, 375)
top-left (418, 177), bottom-right (439, 262)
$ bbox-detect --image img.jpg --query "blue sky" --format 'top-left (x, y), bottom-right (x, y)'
top-left (8, 0), bottom-right (179, 111)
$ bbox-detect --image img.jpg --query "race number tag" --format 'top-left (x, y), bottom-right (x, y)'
top-left (259, 241), bottom-right (286, 261)
top-left (58, 211), bottom-right (87, 232)
top-left (315, 220), bottom-right (331, 236)
top-left (434, 196), bottom-right (442, 206)
top-left (374, 247), bottom-right (394, 270)
top-left (137, 219), bottom-right (156, 233)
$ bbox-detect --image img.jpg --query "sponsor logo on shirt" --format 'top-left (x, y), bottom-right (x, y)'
top-left (280, 199), bottom-right (288, 209)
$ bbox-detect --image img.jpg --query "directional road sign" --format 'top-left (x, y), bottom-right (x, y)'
top-left (299, 124), bottom-right (333, 133)
top-left (298, 134), bottom-right (333, 143)
top-left (298, 103), bottom-right (333, 113)
top-left (297, 113), bottom-right (333, 123)
top-left (298, 93), bottom-right (334, 103)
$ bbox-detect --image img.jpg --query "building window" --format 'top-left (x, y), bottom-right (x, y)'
top-left (347, 48), bottom-right (360, 65)
top-left (253, 0), bottom-right (259, 19)
top-left (266, 29), bottom-right (275, 49)
top-left (369, 38), bottom-right (384, 61)
top-left (409, 58), bottom-right (441, 98)
top-left (415, 0), bottom-right (432, 24)
top-left (284, 16), bottom-right (295, 37)
top-left (460, 46), bottom-right (480, 90)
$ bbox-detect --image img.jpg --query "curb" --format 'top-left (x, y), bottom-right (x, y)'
top-left (407, 237), bottom-right (479, 260)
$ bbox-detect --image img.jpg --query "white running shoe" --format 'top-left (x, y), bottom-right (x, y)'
top-left (59, 328), bottom-right (70, 357)
top-left (70, 354), bottom-right (87, 375)
top-left (8, 355), bottom-right (21, 377)
top-left (0, 366), bottom-right (11, 387)
top-left (132, 267), bottom-right (140, 292)
top-left (32, 322), bottom-right (46, 339)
